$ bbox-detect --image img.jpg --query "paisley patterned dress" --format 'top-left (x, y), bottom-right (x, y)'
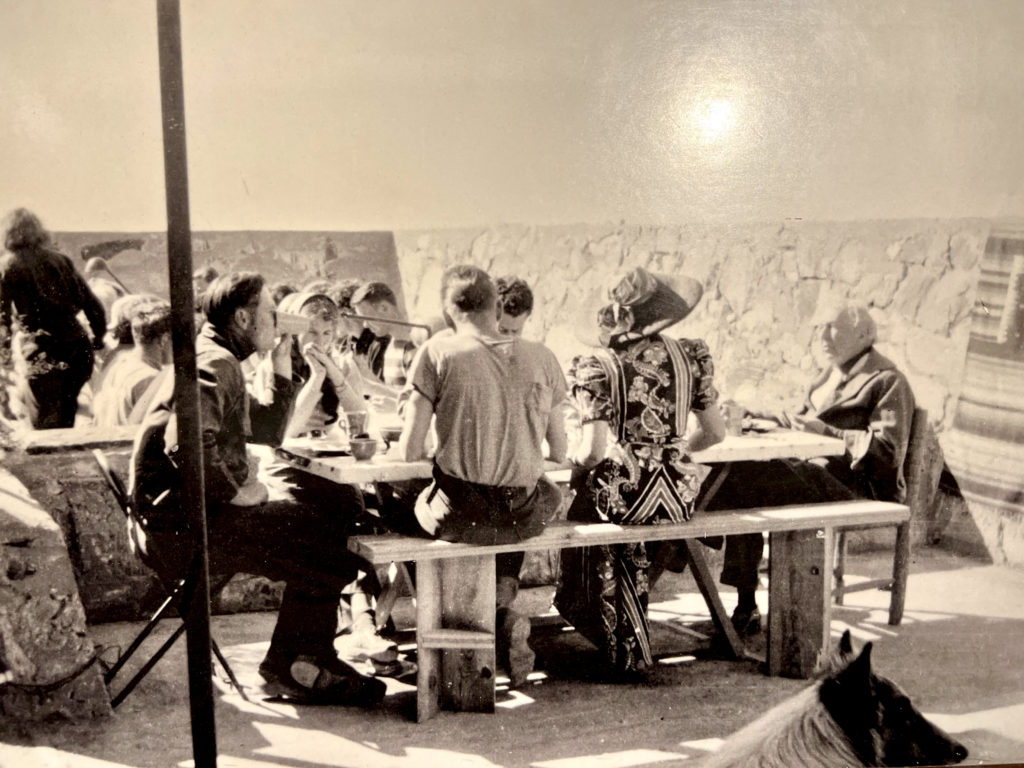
top-left (554, 334), bottom-right (717, 673)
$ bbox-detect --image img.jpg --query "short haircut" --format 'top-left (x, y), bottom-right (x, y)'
top-left (270, 282), bottom-right (297, 305)
top-left (297, 293), bottom-right (338, 323)
top-left (441, 265), bottom-right (496, 314)
top-left (350, 281), bottom-right (397, 308)
top-left (131, 302), bottom-right (172, 345)
top-left (3, 208), bottom-right (50, 251)
top-left (201, 272), bottom-right (265, 331)
top-left (328, 278), bottom-right (362, 312)
top-left (495, 275), bottom-right (534, 317)
top-left (109, 293), bottom-right (165, 345)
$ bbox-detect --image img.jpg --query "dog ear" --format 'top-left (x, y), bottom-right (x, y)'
top-left (839, 629), bottom-right (854, 656)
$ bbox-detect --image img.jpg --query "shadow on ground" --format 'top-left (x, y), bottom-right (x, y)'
top-left (2, 547), bottom-right (1024, 767)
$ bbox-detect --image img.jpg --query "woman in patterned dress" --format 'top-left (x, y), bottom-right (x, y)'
top-left (554, 267), bottom-right (726, 676)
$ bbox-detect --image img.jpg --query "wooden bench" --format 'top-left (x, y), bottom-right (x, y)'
top-left (349, 498), bottom-right (909, 721)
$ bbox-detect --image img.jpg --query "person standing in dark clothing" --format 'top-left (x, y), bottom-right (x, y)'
top-left (0, 208), bottom-right (106, 429)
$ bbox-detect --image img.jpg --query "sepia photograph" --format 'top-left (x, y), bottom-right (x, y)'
top-left (1, 1), bottom-right (1023, 766)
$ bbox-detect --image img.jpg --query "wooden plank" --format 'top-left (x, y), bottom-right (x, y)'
top-left (682, 540), bottom-right (745, 658)
top-left (439, 555), bottom-right (495, 713)
top-left (420, 629), bottom-right (495, 650)
top-left (349, 501), bottom-right (909, 564)
top-left (19, 425), bottom-right (139, 454)
top-left (767, 527), bottom-right (832, 678)
top-left (415, 560), bottom-right (442, 723)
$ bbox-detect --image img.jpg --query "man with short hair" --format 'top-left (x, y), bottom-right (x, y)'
top-left (495, 275), bottom-right (534, 337)
top-left (350, 281), bottom-right (401, 382)
top-left (712, 303), bottom-right (916, 634)
top-left (93, 301), bottom-right (172, 427)
top-left (394, 264), bottom-right (568, 686)
top-left (130, 271), bottom-right (384, 706)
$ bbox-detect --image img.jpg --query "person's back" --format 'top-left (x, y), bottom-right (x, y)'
top-left (93, 301), bottom-right (171, 427)
top-left (417, 331), bottom-right (563, 488)
top-left (394, 264), bottom-right (567, 686)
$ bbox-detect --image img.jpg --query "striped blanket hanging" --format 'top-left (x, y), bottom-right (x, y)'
top-left (945, 225), bottom-right (1024, 559)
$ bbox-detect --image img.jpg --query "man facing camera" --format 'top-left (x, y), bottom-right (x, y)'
top-left (711, 304), bottom-right (916, 634)
top-left (130, 272), bottom-right (384, 706)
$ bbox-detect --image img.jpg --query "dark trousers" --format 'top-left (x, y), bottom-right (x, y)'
top-left (149, 452), bottom-right (372, 665)
top-left (17, 343), bottom-right (93, 429)
top-left (703, 459), bottom-right (858, 591)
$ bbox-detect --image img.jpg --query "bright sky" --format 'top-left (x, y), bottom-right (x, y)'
top-left (2, 0), bottom-right (1023, 232)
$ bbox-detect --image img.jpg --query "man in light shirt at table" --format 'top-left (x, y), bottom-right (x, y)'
top-left (698, 304), bottom-right (916, 636)
top-left (393, 264), bottom-right (568, 686)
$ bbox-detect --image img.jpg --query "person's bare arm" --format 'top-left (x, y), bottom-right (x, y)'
top-left (570, 419), bottom-right (610, 469)
top-left (687, 404), bottom-right (726, 452)
top-left (398, 389), bottom-right (434, 462)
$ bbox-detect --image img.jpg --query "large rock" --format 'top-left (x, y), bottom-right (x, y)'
top-left (0, 467), bottom-right (111, 720)
top-left (3, 444), bottom-right (283, 623)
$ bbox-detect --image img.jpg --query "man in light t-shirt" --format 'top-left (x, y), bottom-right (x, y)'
top-left (395, 264), bottom-right (567, 686)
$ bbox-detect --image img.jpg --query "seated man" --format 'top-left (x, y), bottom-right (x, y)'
top-left (130, 272), bottom-right (384, 706)
top-left (93, 300), bottom-right (172, 427)
top-left (494, 275), bottom-right (534, 338)
top-left (711, 304), bottom-right (915, 634)
top-left (391, 264), bottom-right (568, 686)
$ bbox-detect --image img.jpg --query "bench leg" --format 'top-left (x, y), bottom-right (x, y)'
top-left (414, 555), bottom-right (497, 721)
top-left (439, 555), bottom-right (496, 713)
top-left (416, 560), bottom-right (442, 723)
top-left (768, 527), bottom-right (833, 678)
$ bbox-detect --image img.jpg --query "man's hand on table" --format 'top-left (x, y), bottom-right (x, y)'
top-left (789, 413), bottom-right (829, 435)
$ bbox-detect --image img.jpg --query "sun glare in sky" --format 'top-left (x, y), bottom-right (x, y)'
top-left (694, 97), bottom-right (737, 145)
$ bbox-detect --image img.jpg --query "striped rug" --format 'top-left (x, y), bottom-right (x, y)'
top-left (946, 226), bottom-right (1024, 559)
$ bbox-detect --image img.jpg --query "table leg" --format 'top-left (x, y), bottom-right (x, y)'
top-left (767, 527), bottom-right (832, 678)
top-left (683, 540), bottom-right (745, 659)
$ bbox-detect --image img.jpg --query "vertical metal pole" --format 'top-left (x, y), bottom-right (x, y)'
top-left (155, 1), bottom-right (217, 765)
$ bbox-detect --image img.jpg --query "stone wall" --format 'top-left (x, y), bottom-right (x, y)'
top-left (395, 219), bottom-right (993, 556)
top-left (0, 467), bottom-right (110, 720)
top-left (396, 219), bottom-right (988, 429)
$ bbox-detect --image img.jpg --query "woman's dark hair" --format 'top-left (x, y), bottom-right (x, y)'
top-left (441, 265), bottom-right (495, 314)
top-left (201, 272), bottom-right (265, 330)
top-left (495, 276), bottom-right (533, 317)
top-left (3, 208), bottom-right (50, 251)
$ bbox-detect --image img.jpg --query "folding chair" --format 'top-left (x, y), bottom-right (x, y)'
top-left (90, 449), bottom-right (247, 708)
top-left (833, 406), bottom-right (931, 625)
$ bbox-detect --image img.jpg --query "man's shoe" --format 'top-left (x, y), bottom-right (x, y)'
top-left (258, 655), bottom-right (385, 707)
top-left (497, 608), bottom-right (535, 688)
top-left (335, 628), bottom-right (400, 665)
top-left (730, 606), bottom-right (762, 636)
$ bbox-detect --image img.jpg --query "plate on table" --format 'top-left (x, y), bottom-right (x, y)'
top-left (743, 418), bottom-right (779, 434)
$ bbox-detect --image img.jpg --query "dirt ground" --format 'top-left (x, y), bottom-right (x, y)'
top-left (2, 546), bottom-right (1024, 768)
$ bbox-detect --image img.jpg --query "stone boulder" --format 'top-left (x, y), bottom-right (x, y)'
top-left (0, 467), bottom-right (111, 720)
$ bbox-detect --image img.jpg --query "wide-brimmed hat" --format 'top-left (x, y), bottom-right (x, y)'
top-left (575, 267), bottom-right (703, 347)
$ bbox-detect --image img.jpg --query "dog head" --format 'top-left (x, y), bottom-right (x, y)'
top-left (819, 631), bottom-right (968, 767)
